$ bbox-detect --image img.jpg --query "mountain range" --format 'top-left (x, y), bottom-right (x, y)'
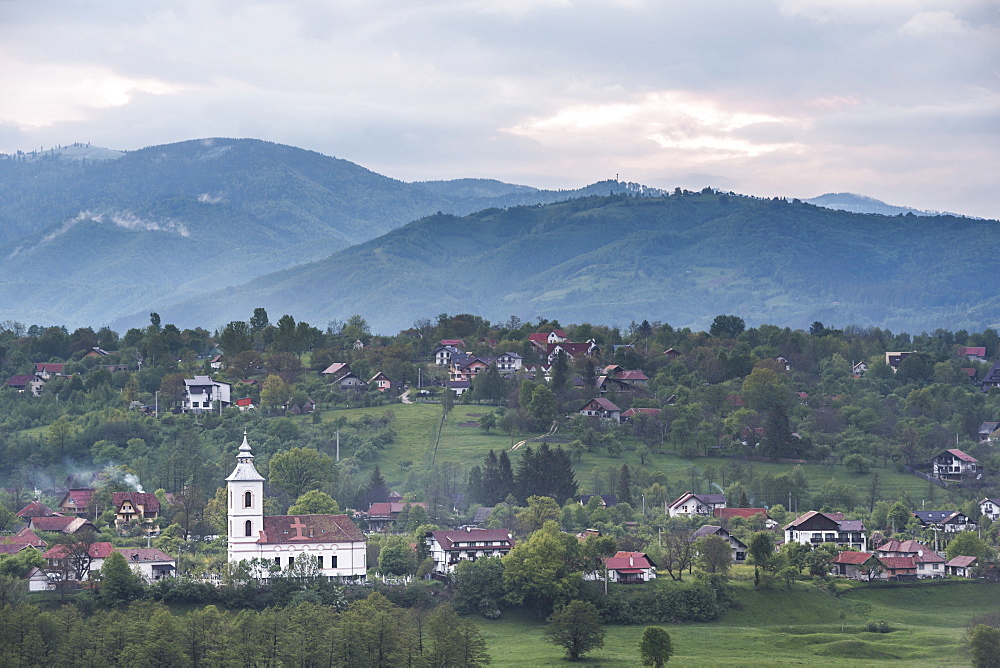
top-left (0, 138), bottom-right (994, 334)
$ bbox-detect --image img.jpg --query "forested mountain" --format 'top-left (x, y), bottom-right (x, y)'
top-left (0, 138), bottom-right (638, 327)
top-left (156, 192), bottom-right (1000, 335)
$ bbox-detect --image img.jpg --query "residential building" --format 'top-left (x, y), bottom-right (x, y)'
top-left (981, 362), bottom-right (1000, 391)
top-left (912, 510), bottom-right (976, 533)
top-left (33, 363), bottom-right (64, 379)
top-left (945, 555), bottom-right (978, 577)
top-left (783, 511), bottom-right (867, 551)
top-left (587, 551), bottom-right (657, 584)
top-left (959, 346), bottom-right (987, 362)
top-left (978, 422), bottom-right (1000, 442)
top-left (27, 516), bottom-right (96, 534)
top-left (979, 497), bottom-right (1000, 522)
top-left (366, 501), bottom-right (428, 532)
top-left (691, 525), bottom-right (747, 562)
top-left (832, 551), bottom-right (882, 580)
top-left (112, 492), bottom-right (161, 532)
top-left (226, 433), bottom-right (366, 580)
top-left (577, 397), bottom-right (621, 422)
top-left (874, 539), bottom-right (945, 578)
top-left (369, 372), bottom-right (394, 393)
top-left (58, 488), bottom-right (96, 516)
top-left (666, 492), bottom-right (727, 518)
top-left (182, 375), bottom-right (231, 413)
top-left (713, 507), bottom-right (777, 529)
top-left (425, 528), bottom-right (515, 574)
top-left (433, 346), bottom-right (462, 366)
top-left (7, 375), bottom-right (45, 396)
top-left (884, 351), bottom-right (914, 371)
top-left (930, 449), bottom-right (978, 482)
top-left (15, 501), bottom-right (54, 520)
top-left (578, 494), bottom-right (617, 507)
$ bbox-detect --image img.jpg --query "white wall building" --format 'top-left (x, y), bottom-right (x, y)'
top-left (226, 433), bottom-right (366, 579)
top-left (183, 375), bottom-right (231, 413)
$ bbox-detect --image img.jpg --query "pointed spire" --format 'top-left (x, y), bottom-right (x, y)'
top-left (227, 430), bottom-right (264, 482)
top-left (238, 430), bottom-right (253, 459)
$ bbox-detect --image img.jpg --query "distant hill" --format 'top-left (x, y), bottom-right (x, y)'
top-left (0, 138), bottom-right (649, 327)
top-left (149, 192), bottom-right (1000, 335)
top-left (804, 192), bottom-right (964, 218)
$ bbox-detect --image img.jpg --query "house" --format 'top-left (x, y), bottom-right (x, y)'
top-left (321, 362), bottom-right (352, 378)
top-left (713, 507), bottom-right (777, 529)
top-left (664, 348), bottom-right (682, 361)
top-left (16, 501), bottom-right (55, 519)
top-left (931, 449), bottom-right (978, 482)
top-left (58, 488), bottom-right (96, 516)
top-left (433, 346), bottom-right (462, 366)
top-left (522, 364), bottom-right (552, 382)
top-left (912, 510), bottom-right (976, 533)
top-left (620, 408), bottom-right (662, 422)
top-left (236, 397), bottom-right (255, 411)
top-left (425, 528), bottom-right (515, 574)
top-left (775, 356), bottom-right (791, 371)
top-left (369, 372), bottom-right (394, 393)
top-left (7, 375), bottom-right (45, 396)
top-left (182, 375), bottom-right (231, 413)
top-left (528, 330), bottom-right (567, 351)
top-left (28, 516), bottom-right (97, 534)
top-left (614, 370), bottom-right (650, 387)
top-left (117, 548), bottom-right (177, 581)
top-left (852, 361), bottom-right (868, 377)
top-left (577, 397), bottom-right (621, 422)
top-left (981, 362), bottom-right (1000, 391)
top-left (879, 556), bottom-right (918, 579)
top-left (595, 375), bottom-right (633, 396)
top-left (34, 363), bottom-right (64, 379)
top-left (439, 339), bottom-right (466, 348)
top-left (471, 506), bottom-right (495, 525)
top-left (449, 355), bottom-right (491, 382)
top-left (979, 498), bottom-right (1000, 522)
top-left (209, 354), bottom-right (225, 370)
top-left (42, 541), bottom-right (115, 582)
top-left (25, 567), bottom-right (53, 592)
top-left (0, 528), bottom-right (47, 556)
top-left (366, 501), bottom-right (428, 532)
top-left (112, 492), bottom-right (160, 531)
top-left (547, 340), bottom-right (600, 363)
top-left (226, 433), bottom-right (366, 579)
top-left (962, 368), bottom-right (979, 383)
top-left (884, 351), bottom-right (914, 371)
top-left (691, 525), bottom-right (747, 562)
top-left (666, 492), bottom-right (727, 518)
top-left (446, 380), bottom-right (471, 397)
top-left (945, 555), bottom-right (978, 578)
top-left (588, 551), bottom-right (657, 584)
top-left (332, 372), bottom-right (368, 393)
top-left (874, 539), bottom-right (945, 578)
top-left (978, 422), bottom-right (1000, 442)
top-left (959, 346), bottom-right (987, 362)
top-left (578, 494), bottom-right (617, 507)
top-left (832, 552), bottom-right (882, 580)
top-left (495, 352), bottom-right (523, 372)
top-left (784, 511), bottom-right (867, 551)
top-left (83, 347), bottom-right (114, 358)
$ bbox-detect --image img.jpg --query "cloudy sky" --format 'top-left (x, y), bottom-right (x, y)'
top-left (1, 0), bottom-right (997, 218)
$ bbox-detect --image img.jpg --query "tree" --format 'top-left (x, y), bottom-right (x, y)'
top-left (658, 529), bottom-right (694, 581)
top-left (747, 532), bottom-right (775, 589)
top-left (427, 603), bottom-right (492, 667)
top-left (503, 521), bottom-right (582, 616)
top-left (260, 374), bottom-right (291, 412)
top-left (249, 307), bottom-right (270, 332)
top-left (709, 315), bottom-right (745, 339)
top-left (479, 412), bottom-right (497, 434)
top-left (454, 556), bottom-right (506, 618)
top-left (516, 495), bottom-right (561, 535)
top-left (618, 464), bottom-right (634, 507)
top-left (946, 532), bottom-right (992, 562)
top-left (219, 321), bottom-right (252, 356)
top-left (378, 537), bottom-right (415, 576)
top-left (528, 384), bottom-right (557, 427)
top-left (287, 490), bottom-right (340, 515)
top-left (695, 535), bottom-right (732, 575)
top-left (268, 448), bottom-right (333, 501)
top-left (544, 600), bottom-right (605, 661)
top-left (97, 551), bottom-right (144, 607)
top-left (365, 465), bottom-right (391, 507)
top-left (969, 624), bottom-right (1000, 668)
top-left (640, 626), bottom-right (674, 667)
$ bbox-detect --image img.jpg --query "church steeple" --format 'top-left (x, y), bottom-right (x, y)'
top-left (226, 431), bottom-right (264, 563)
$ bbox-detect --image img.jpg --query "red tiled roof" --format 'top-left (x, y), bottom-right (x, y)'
top-left (29, 516), bottom-right (94, 533)
top-left (16, 501), bottom-right (54, 518)
top-left (960, 347), bottom-right (986, 357)
top-left (946, 449), bottom-right (977, 463)
top-left (7, 375), bottom-right (34, 387)
top-left (581, 397), bottom-right (621, 412)
top-left (947, 555), bottom-right (977, 568)
top-left (621, 408), bottom-right (661, 418)
top-left (880, 556), bottom-right (916, 570)
top-left (9, 528), bottom-right (46, 547)
top-left (61, 488), bottom-right (95, 509)
top-left (43, 541), bottom-right (114, 560)
top-left (615, 370), bottom-right (649, 381)
top-left (259, 514), bottom-right (365, 544)
top-left (528, 333), bottom-right (550, 344)
top-left (115, 547), bottom-right (174, 563)
top-left (368, 501), bottom-right (427, 518)
top-left (833, 551), bottom-right (874, 565)
top-left (35, 363), bottom-right (64, 373)
top-left (236, 397), bottom-right (253, 406)
top-left (113, 492), bottom-right (160, 513)
top-left (604, 551), bottom-right (656, 570)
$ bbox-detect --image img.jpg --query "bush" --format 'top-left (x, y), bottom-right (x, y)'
top-left (866, 620), bottom-right (892, 633)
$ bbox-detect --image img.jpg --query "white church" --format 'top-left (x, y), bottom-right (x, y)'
top-left (226, 432), bottom-right (367, 579)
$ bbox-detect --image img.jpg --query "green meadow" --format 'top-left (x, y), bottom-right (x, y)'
top-left (314, 401), bottom-right (936, 505)
top-left (475, 578), bottom-right (999, 667)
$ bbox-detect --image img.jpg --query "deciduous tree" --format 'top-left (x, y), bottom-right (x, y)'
top-left (640, 626), bottom-right (673, 667)
top-left (544, 599), bottom-right (605, 661)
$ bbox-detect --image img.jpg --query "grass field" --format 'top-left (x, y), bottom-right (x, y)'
top-left (313, 401), bottom-right (939, 507)
top-left (474, 578), bottom-right (1000, 667)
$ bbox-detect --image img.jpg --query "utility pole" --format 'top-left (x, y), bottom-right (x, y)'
top-left (336, 430), bottom-right (340, 462)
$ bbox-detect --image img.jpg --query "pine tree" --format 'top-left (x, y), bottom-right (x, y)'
top-left (366, 465), bottom-right (390, 506)
top-left (618, 464), bottom-right (634, 507)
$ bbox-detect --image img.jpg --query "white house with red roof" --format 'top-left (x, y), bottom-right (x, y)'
top-left (931, 449), bottom-right (978, 482)
top-left (784, 511), bottom-right (867, 551)
top-left (945, 555), bottom-right (978, 577)
top-left (874, 539), bottom-right (945, 578)
top-left (226, 433), bottom-right (366, 579)
top-left (959, 346), bottom-right (987, 362)
top-left (112, 491), bottom-right (160, 532)
top-left (713, 507), bottom-right (777, 529)
top-left (34, 363), bottom-right (64, 379)
top-left (587, 551), bottom-right (657, 584)
top-left (979, 498), bottom-right (1000, 522)
top-left (425, 528), bottom-right (515, 574)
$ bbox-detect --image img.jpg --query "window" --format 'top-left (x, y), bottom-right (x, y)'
top-left (244, 491), bottom-right (252, 508)
top-left (275, 557), bottom-right (280, 566)
top-left (288, 556), bottom-right (294, 567)
top-left (245, 520), bottom-right (253, 537)
top-left (330, 556), bottom-right (337, 568)
top-left (317, 556), bottom-right (323, 569)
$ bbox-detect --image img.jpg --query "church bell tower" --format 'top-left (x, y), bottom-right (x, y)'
top-left (225, 431), bottom-right (265, 564)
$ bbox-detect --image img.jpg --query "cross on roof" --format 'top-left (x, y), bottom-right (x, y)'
top-left (290, 517), bottom-right (307, 539)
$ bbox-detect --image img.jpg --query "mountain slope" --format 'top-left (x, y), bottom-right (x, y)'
top-left (0, 138), bottom-right (650, 326)
top-left (149, 193), bottom-right (1000, 334)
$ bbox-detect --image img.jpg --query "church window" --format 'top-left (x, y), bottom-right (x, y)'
top-left (245, 520), bottom-right (252, 537)
top-left (244, 491), bottom-right (252, 508)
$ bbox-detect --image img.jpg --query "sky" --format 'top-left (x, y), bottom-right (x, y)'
top-left (1, 0), bottom-right (998, 219)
